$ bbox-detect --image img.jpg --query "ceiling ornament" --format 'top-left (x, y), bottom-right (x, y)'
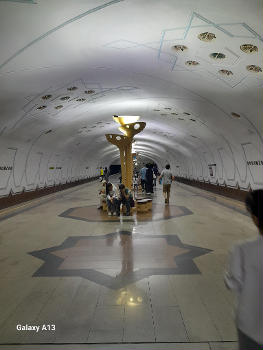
top-left (42, 94), bottom-right (52, 100)
top-left (198, 32), bottom-right (216, 42)
top-left (231, 112), bottom-right (241, 118)
top-left (219, 69), bottom-right (233, 76)
top-left (210, 53), bottom-right (226, 59)
top-left (54, 105), bottom-right (63, 110)
top-left (60, 96), bottom-right (70, 101)
top-left (172, 45), bottom-right (188, 52)
top-left (240, 44), bottom-right (258, 53)
top-left (36, 105), bottom-right (46, 110)
top-left (67, 86), bottom-right (78, 91)
top-left (185, 60), bottom-right (199, 66)
top-left (246, 65), bottom-right (262, 73)
top-left (85, 90), bottom-right (95, 94)
top-left (76, 98), bottom-right (86, 102)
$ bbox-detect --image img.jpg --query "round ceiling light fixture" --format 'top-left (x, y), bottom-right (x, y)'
top-left (55, 105), bottom-right (63, 110)
top-left (231, 112), bottom-right (241, 118)
top-left (240, 44), bottom-right (258, 53)
top-left (76, 98), bottom-right (86, 102)
top-left (42, 94), bottom-right (52, 100)
top-left (60, 96), bottom-right (70, 101)
top-left (183, 112), bottom-right (191, 115)
top-left (185, 60), bottom-right (199, 66)
top-left (198, 32), bottom-right (216, 42)
top-left (172, 45), bottom-right (188, 52)
top-left (37, 105), bottom-right (46, 110)
top-left (219, 69), bottom-right (233, 76)
top-left (246, 65), bottom-right (262, 73)
top-left (210, 52), bottom-right (226, 59)
top-left (153, 109), bottom-right (160, 111)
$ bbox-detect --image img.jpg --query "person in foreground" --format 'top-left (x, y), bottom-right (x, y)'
top-left (225, 189), bottom-right (263, 350)
top-left (117, 184), bottom-right (134, 216)
top-left (106, 182), bottom-right (119, 216)
top-left (159, 164), bottom-right (173, 204)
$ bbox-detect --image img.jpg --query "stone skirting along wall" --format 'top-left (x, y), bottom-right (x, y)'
top-left (0, 176), bottom-right (99, 210)
top-left (174, 177), bottom-right (250, 202)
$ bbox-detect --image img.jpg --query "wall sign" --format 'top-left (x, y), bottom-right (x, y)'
top-left (0, 166), bottom-right (13, 170)
top-left (247, 160), bottom-right (263, 166)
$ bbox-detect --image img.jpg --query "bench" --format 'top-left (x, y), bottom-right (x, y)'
top-left (136, 198), bottom-right (152, 213)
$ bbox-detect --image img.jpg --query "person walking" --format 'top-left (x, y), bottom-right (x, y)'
top-left (153, 164), bottom-right (159, 187)
top-left (145, 163), bottom-right (154, 194)
top-left (225, 189), bottom-right (263, 350)
top-left (99, 167), bottom-right (104, 181)
top-left (159, 164), bottom-right (173, 204)
top-left (139, 164), bottom-right (147, 192)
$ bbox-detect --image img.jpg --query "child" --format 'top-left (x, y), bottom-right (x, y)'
top-left (225, 190), bottom-right (263, 350)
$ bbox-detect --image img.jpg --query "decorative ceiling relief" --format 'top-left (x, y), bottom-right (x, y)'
top-left (198, 32), bottom-right (216, 42)
top-left (209, 52), bottom-right (226, 60)
top-left (172, 45), bottom-right (188, 52)
top-left (219, 69), bottom-right (233, 76)
top-left (185, 60), bottom-right (199, 66)
top-left (246, 65), bottom-right (262, 73)
top-left (240, 44), bottom-right (258, 53)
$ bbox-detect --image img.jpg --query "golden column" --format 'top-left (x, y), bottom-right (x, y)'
top-left (105, 116), bottom-right (146, 189)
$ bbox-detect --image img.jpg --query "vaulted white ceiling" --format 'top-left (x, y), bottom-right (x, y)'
top-left (0, 0), bottom-right (262, 195)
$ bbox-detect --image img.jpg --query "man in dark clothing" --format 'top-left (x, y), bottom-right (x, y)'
top-left (117, 184), bottom-right (134, 216)
top-left (145, 163), bottom-right (154, 194)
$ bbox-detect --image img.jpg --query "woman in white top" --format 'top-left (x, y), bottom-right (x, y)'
top-left (225, 190), bottom-right (263, 350)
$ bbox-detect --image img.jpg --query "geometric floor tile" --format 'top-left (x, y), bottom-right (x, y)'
top-left (29, 232), bottom-right (212, 289)
top-left (59, 204), bottom-right (193, 222)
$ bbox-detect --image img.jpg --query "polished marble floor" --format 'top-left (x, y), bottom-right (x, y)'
top-left (0, 176), bottom-right (256, 349)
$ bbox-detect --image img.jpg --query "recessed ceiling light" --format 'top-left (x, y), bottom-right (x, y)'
top-left (172, 45), bottom-right (188, 52)
top-left (60, 96), bottom-right (70, 101)
top-left (190, 119), bottom-right (196, 122)
top-left (198, 32), bottom-right (216, 42)
top-left (85, 89), bottom-right (95, 94)
top-left (37, 105), bottom-right (46, 110)
top-left (55, 105), bottom-right (63, 110)
top-left (164, 107), bottom-right (172, 110)
top-left (153, 109), bottom-right (160, 111)
top-left (183, 112), bottom-right (191, 115)
top-left (45, 129), bottom-right (52, 134)
top-left (246, 65), bottom-right (262, 73)
top-left (178, 118), bottom-right (184, 120)
top-left (231, 112), bottom-right (241, 118)
top-left (210, 53), bottom-right (226, 59)
top-left (76, 98), bottom-right (86, 102)
top-left (185, 60), bottom-right (199, 66)
top-left (42, 94), bottom-right (52, 100)
top-left (67, 86), bottom-right (78, 91)
top-left (191, 135), bottom-right (197, 138)
top-left (219, 69), bottom-right (233, 76)
top-left (240, 44), bottom-right (258, 53)
top-left (171, 112), bottom-right (178, 115)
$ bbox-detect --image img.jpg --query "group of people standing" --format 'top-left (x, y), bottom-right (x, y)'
top-left (139, 163), bottom-right (159, 194)
top-left (138, 163), bottom-right (174, 204)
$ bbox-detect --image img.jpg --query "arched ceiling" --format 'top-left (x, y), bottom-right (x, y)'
top-left (0, 0), bottom-right (262, 193)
